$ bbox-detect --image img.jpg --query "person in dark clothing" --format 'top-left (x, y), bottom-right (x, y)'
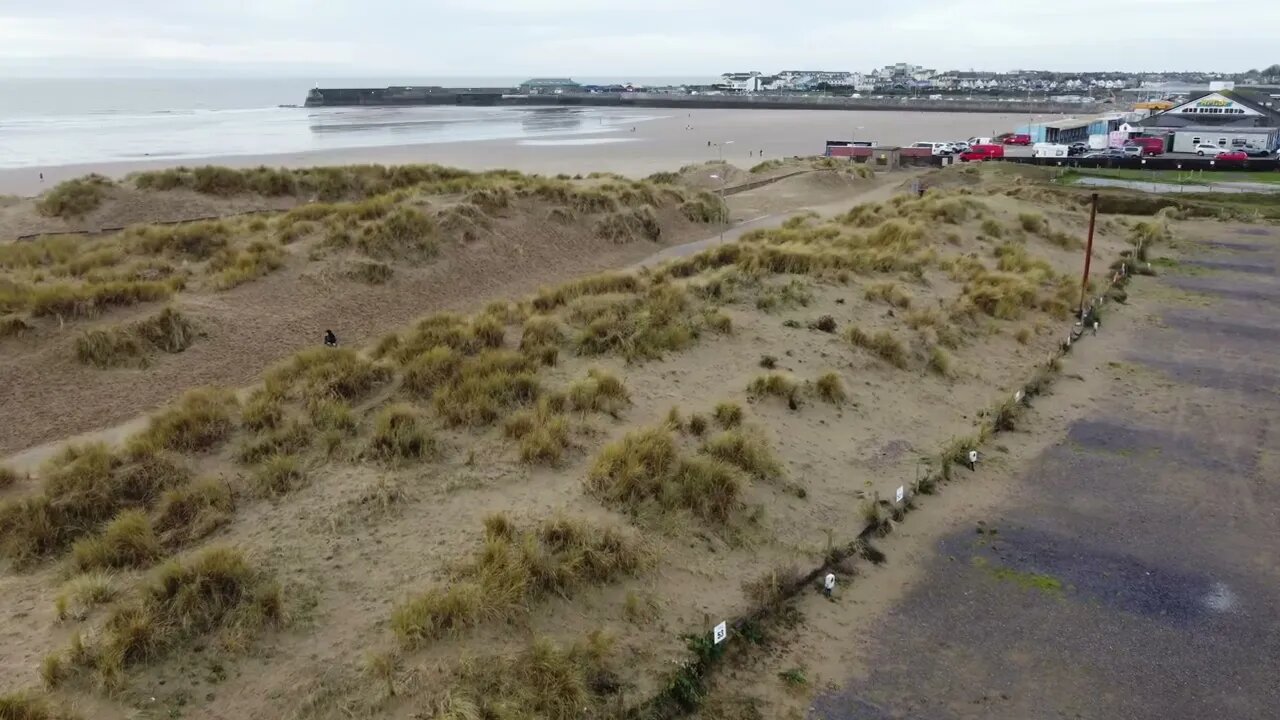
top-left (324, 329), bottom-right (338, 347)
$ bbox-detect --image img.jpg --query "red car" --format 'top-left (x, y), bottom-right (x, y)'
top-left (1001, 134), bottom-right (1032, 146)
top-left (960, 144), bottom-right (1005, 161)
top-left (1216, 150), bottom-right (1248, 163)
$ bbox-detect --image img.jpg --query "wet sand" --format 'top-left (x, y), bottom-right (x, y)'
top-left (0, 108), bottom-right (1043, 196)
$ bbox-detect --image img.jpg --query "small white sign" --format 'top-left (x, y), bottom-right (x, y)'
top-left (1014, 389), bottom-right (1024, 403)
top-left (895, 485), bottom-right (905, 503)
top-left (713, 621), bottom-right (727, 644)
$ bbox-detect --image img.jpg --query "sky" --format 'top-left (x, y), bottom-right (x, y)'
top-left (0, 0), bottom-right (1277, 77)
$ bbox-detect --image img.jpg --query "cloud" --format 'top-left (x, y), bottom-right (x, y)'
top-left (0, 0), bottom-right (1275, 76)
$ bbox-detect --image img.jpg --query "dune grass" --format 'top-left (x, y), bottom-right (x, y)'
top-left (701, 429), bottom-right (783, 482)
top-left (253, 454), bottom-right (308, 496)
top-left (69, 510), bottom-right (162, 571)
top-left (713, 402), bottom-right (744, 428)
top-left (391, 516), bottom-right (646, 647)
top-left (151, 479), bottom-right (233, 545)
top-left (267, 347), bottom-right (390, 402)
top-left (586, 427), bottom-right (743, 522)
top-left (747, 373), bottom-right (801, 406)
top-left (402, 345), bottom-right (464, 398)
top-left (126, 388), bottom-right (238, 455)
top-left (54, 572), bottom-right (118, 622)
top-left (433, 350), bottom-right (541, 427)
top-left (37, 175), bottom-right (112, 218)
top-left (431, 633), bottom-right (620, 719)
top-left (0, 444), bottom-right (190, 565)
top-left (567, 368), bottom-right (630, 416)
top-left (367, 404), bottom-right (437, 463)
top-left (73, 307), bottom-right (197, 368)
top-left (846, 327), bottom-right (909, 369)
top-left (0, 691), bottom-right (80, 719)
top-left (70, 546), bottom-right (283, 687)
top-left (814, 372), bottom-right (846, 403)
top-left (209, 240), bottom-right (285, 290)
top-left (504, 398), bottom-right (572, 465)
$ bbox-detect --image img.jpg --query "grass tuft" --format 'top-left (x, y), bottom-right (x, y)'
top-left (814, 372), bottom-right (846, 403)
top-left (152, 479), bottom-right (233, 545)
top-left (701, 429), bottom-right (783, 481)
top-left (712, 402), bottom-right (744, 428)
top-left (567, 368), bottom-right (630, 416)
top-left (847, 327), bottom-right (909, 369)
top-left (70, 509), bottom-right (162, 571)
top-left (368, 404), bottom-right (437, 463)
top-left (586, 427), bottom-right (742, 522)
top-left (37, 174), bottom-right (112, 218)
top-left (253, 454), bottom-right (307, 497)
top-left (126, 388), bottom-right (238, 455)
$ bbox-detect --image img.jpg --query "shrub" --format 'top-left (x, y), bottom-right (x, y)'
top-left (701, 429), bottom-right (783, 481)
top-left (0, 315), bottom-right (33, 339)
top-left (705, 310), bottom-right (732, 334)
top-left (126, 388), bottom-right (237, 454)
top-left (354, 206), bottom-right (438, 260)
top-left (595, 206), bottom-right (662, 243)
top-left (980, 218), bottom-right (1004, 238)
top-left (253, 454), bottom-right (307, 497)
top-left (1014, 327), bottom-right (1032, 344)
top-left (520, 315), bottom-right (563, 350)
top-left (344, 260), bottom-right (393, 284)
top-left (743, 564), bottom-right (803, 613)
top-left (209, 240), bottom-right (285, 290)
top-left (55, 572), bottom-right (117, 621)
top-left (687, 414), bottom-right (709, 436)
top-left (755, 279), bottom-right (813, 311)
top-left (368, 404), bottom-right (436, 462)
top-left (810, 315), bottom-right (837, 333)
top-left (237, 420), bottom-right (311, 464)
top-left (847, 327), bottom-right (908, 369)
top-left (0, 692), bottom-right (79, 719)
top-left (240, 390), bottom-right (284, 431)
top-left (37, 174), bottom-right (112, 218)
top-left (133, 307), bottom-right (197, 353)
top-left (307, 398), bottom-right (357, 433)
top-left (567, 369), bottom-right (630, 416)
top-left (70, 509), bottom-right (162, 571)
top-left (433, 350), bottom-right (540, 426)
top-left (713, 402), bottom-right (744, 428)
top-left (814, 372), bottom-right (846, 403)
top-left (152, 479), bottom-right (233, 545)
top-left (0, 466), bottom-right (20, 489)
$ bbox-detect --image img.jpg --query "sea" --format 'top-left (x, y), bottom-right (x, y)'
top-left (0, 77), bottom-right (713, 169)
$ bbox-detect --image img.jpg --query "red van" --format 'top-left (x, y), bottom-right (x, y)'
top-left (1002, 134), bottom-right (1032, 146)
top-left (1125, 136), bottom-right (1165, 156)
top-left (960, 144), bottom-right (1004, 161)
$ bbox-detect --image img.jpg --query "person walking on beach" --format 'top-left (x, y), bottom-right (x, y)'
top-left (823, 572), bottom-right (836, 600)
top-left (39, 172), bottom-right (44, 182)
top-left (323, 329), bottom-right (338, 348)
top-left (967, 449), bottom-right (979, 472)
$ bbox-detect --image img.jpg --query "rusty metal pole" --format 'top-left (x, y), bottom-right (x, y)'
top-left (1079, 192), bottom-right (1099, 317)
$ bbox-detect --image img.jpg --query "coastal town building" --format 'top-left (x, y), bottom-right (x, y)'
top-left (1138, 89), bottom-right (1280, 152)
top-left (518, 78), bottom-right (582, 94)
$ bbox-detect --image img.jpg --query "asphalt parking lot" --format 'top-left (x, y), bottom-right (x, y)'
top-left (809, 227), bottom-right (1280, 719)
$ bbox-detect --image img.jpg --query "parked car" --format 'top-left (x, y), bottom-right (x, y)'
top-left (959, 144), bottom-right (1004, 162)
top-left (1002, 134), bottom-right (1033, 146)
top-left (911, 141), bottom-right (953, 156)
top-left (1125, 136), bottom-right (1165, 155)
top-left (1243, 147), bottom-right (1273, 157)
top-left (1216, 150), bottom-right (1248, 163)
top-left (1195, 144), bottom-right (1226, 156)
top-left (1122, 145), bottom-right (1144, 158)
top-left (950, 141), bottom-right (970, 153)
top-left (1083, 150), bottom-right (1127, 160)
top-left (1068, 142), bottom-right (1089, 156)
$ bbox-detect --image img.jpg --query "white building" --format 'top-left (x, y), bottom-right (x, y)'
top-left (720, 72), bottom-right (762, 92)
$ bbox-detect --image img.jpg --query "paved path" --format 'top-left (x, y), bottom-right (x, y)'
top-left (810, 226), bottom-right (1280, 719)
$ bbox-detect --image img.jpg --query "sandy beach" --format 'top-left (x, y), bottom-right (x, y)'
top-left (0, 107), bottom-right (1041, 195)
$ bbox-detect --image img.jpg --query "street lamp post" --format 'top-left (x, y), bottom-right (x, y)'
top-left (710, 139), bottom-right (732, 242)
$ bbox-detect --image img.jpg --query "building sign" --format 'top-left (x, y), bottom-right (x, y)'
top-left (1168, 92), bottom-right (1262, 117)
top-left (1197, 98), bottom-right (1232, 108)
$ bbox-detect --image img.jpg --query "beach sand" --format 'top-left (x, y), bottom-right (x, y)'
top-left (0, 108), bottom-right (1038, 196)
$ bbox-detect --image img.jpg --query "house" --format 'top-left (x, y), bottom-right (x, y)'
top-left (720, 72), bottom-right (762, 92)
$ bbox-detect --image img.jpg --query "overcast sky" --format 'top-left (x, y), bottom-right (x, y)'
top-left (1, 0), bottom-right (1276, 77)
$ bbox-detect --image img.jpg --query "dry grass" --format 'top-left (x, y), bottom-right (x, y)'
top-left (586, 427), bottom-right (742, 522)
top-left (864, 282), bottom-right (912, 309)
top-left (253, 454), bottom-right (307, 496)
top-left (152, 479), bottom-right (233, 545)
top-left (72, 546), bottom-right (283, 686)
top-left (572, 284), bottom-right (698, 362)
top-left (267, 347), bottom-right (390, 402)
top-left (567, 368), bottom-right (630, 416)
top-left (747, 373), bottom-right (800, 403)
top-left (595, 206), bottom-right (662, 243)
top-left (37, 174), bottom-right (112, 218)
top-left (433, 350), bottom-right (541, 427)
top-left (701, 429), bottom-right (783, 481)
top-left (367, 404), bottom-right (437, 463)
top-left (0, 466), bottom-right (21, 489)
top-left (0, 691), bottom-right (80, 719)
top-left (209, 240), bottom-right (285, 290)
top-left (401, 345), bottom-right (463, 398)
top-left (73, 306), bottom-right (197, 368)
top-left (755, 278), bottom-right (813, 312)
top-left (428, 633), bottom-right (620, 719)
top-left (237, 419), bottom-right (311, 464)
top-left (70, 509), bottom-right (162, 571)
top-left (503, 398), bottom-right (571, 465)
top-left (54, 572), bottom-right (118, 621)
top-left (743, 564), bottom-right (802, 612)
top-left (1018, 212), bottom-right (1046, 234)
top-left (392, 516), bottom-right (646, 647)
top-left (814, 372), bottom-right (846, 403)
top-left (0, 444), bottom-right (189, 565)
top-left (927, 346), bottom-right (952, 376)
top-left (126, 388), bottom-right (238, 455)
top-left (1015, 327), bottom-right (1032, 344)
top-left (846, 327), bottom-right (909, 369)
top-left (713, 402), bottom-right (744, 428)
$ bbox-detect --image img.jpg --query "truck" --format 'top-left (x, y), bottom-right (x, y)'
top-left (1125, 136), bottom-right (1165, 156)
top-left (959, 144), bottom-right (1004, 162)
top-left (1033, 143), bottom-right (1070, 158)
top-left (1087, 134), bottom-right (1108, 150)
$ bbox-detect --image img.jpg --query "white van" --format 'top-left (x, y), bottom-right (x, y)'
top-left (968, 136), bottom-right (994, 146)
top-left (911, 141), bottom-right (953, 156)
top-left (1033, 143), bottom-right (1069, 158)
